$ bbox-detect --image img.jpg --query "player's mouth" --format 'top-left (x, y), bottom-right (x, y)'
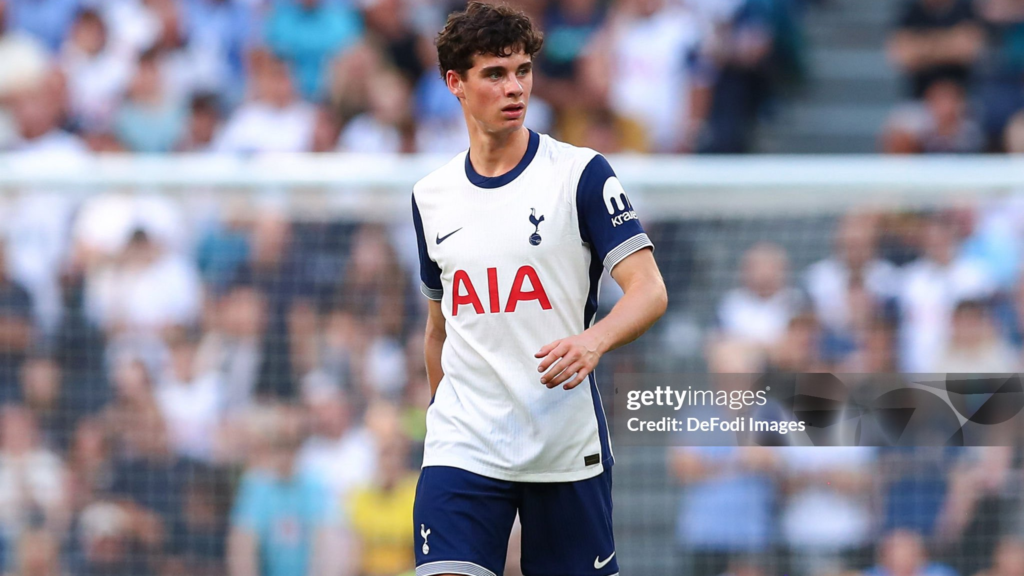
top-left (501, 103), bottom-right (524, 118)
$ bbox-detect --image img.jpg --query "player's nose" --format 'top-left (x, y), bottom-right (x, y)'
top-left (505, 74), bottom-right (523, 97)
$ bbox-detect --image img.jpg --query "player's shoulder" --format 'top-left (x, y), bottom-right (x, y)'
top-left (533, 133), bottom-right (611, 195)
top-left (535, 132), bottom-right (601, 168)
top-left (413, 150), bottom-right (468, 200)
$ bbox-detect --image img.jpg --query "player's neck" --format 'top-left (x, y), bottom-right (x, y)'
top-left (467, 126), bottom-right (530, 178)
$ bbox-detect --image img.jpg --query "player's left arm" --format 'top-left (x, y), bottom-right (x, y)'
top-left (536, 153), bottom-right (667, 389)
top-left (536, 249), bottom-right (667, 389)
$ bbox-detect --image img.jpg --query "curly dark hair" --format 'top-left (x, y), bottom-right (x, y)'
top-left (435, 1), bottom-right (544, 80)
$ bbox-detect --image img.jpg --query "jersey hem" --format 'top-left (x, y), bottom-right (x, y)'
top-left (421, 456), bottom-right (605, 483)
top-left (604, 233), bottom-right (654, 271)
top-left (416, 560), bottom-right (497, 576)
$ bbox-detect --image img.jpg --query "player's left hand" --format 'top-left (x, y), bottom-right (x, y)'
top-left (535, 334), bottom-right (603, 390)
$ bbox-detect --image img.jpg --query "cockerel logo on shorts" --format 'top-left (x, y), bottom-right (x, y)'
top-left (421, 524), bottom-right (431, 554)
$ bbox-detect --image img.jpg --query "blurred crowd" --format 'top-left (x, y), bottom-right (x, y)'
top-left (6, 1), bottom-right (1024, 576)
top-left (0, 169), bottom-right (435, 574)
top-left (0, 0), bottom-right (809, 157)
top-left (883, 0), bottom-right (1024, 153)
top-left (694, 204), bottom-right (1024, 576)
top-left (714, 208), bottom-right (1024, 379)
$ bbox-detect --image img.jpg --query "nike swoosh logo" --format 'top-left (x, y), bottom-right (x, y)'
top-left (436, 228), bottom-right (463, 244)
top-left (594, 552), bottom-right (615, 569)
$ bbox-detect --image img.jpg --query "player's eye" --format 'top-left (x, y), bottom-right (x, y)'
top-left (489, 71), bottom-right (503, 80)
top-left (517, 67), bottom-right (530, 76)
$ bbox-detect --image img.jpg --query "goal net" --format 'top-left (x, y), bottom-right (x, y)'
top-left (0, 154), bottom-right (1019, 576)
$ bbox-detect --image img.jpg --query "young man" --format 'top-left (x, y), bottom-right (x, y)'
top-left (411, 3), bottom-right (667, 576)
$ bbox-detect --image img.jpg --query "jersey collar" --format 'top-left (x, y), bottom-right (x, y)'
top-left (465, 129), bottom-right (539, 189)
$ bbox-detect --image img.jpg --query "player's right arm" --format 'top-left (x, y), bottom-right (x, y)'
top-left (424, 299), bottom-right (446, 398)
top-left (413, 192), bottom-right (446, 398)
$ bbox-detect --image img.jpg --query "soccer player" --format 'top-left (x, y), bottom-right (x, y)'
top-left (411, 3), bottom-right (668, 576)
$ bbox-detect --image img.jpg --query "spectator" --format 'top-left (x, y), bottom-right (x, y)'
top-left (195, 208), bottom-right (251, 291)
top-left (155, 327), bottom-right (225, 463)
top-left (4, 0), bottom-right (79, 53)
top-left (806, 213), bottom-right (897, 365)
top-left (310, 102), bottom-right (343, 153)
top-left (671, 446), bottom-right (780, 576)
top-left (670, 339), bottom-right (776, 576)
top-left (348, 432), bottom-right (416, 576)
top-left (15, 527), bottom-right (62, 576)
top-left (176, 91), bottom-right (223, 152)
top-left (840, 317), bottom-right (900, 373)
top-left (0, 406), bottom-right (68, 555)
top-left (898, 214), bottom-right (996, 372)
top-left (73, 500), bottom-right (149, 576)
top-left (337, 71), bottom-right (416, 153)
top-left (84, 228), bottom-right (202, 341)
top-left (3, 68), bottom-right (86, 336)
top-left (934, 300), bottom-right (1019, 373)
top-left (0, 246), bottom-right (34, 403)
top-left (698, 0), bottom-right (781, 154)
top-left (4, 63), bottom-right (80, 154)
top-left (538, 0), bottom-right (606, 84)
top-left (183, 0), bottom-right (260, 106)
top-left (768, 312), bottom-right (826, 372)
top-left (718, 242), bottom-right (803, 348)
top-left (973, 537), bottom-right (1024, 576)
top-left (880, 448), bottom-right (960, 537)
top-left (360, 0), bottom-right (428, 86)
top-left (265, 0), bottom-right (362, 101)
top-left (561, 105), bottom-right (647, 153)
top-left (583, 0), bottom-right (711, 152)
top-left (315, 307), bottom-right (360, 399)
top-left (72, 192), bottom-right (190, 269)
top-left (114, 48), bottom-right (186, 153)
top-left (146, 0), bottom-right (226, 108)
top-left (236, 209), bottom-right (320, 400)
top-left (882, 79), bottom-right (984, 154)
top-left (938, 448), bottom-right (1013, 576)
top-left (213, 50), bottom-right (317, 154)
top-left (20, 357), bottom-right (69, 451)
top-left (59, 8), bottom-right (131, 134)
top-left (780, 448), bottom-right (877, 576)
top-left (888, 0), bottom-right (984, 98)
top-left (164, 464), bottom-right (231, 576)
top-left (806, 213), bottom-right (897, 335)
top-left (65, 418), bottom-right (112, 517)
top-left (228, 404), bottom-right (355, 576)
top-left (976, 0), bottom-right (1024, 145)
top-left (99, 355), bottom-right (161, 457)
top-left (195, 281), bottom-right (266, 416)
top-left (296, 375), bottom-right (377, 510)
top-left (51, 259), bottom-right (111, 418)
top-left (105, 397), bottom-right (188, 574)
top-left (863, 529), bottom-right (958, 576)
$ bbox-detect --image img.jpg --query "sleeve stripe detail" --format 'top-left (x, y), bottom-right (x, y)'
top-left (416, 560), bottom-right (497, 576)
top-left (603, 233), bottom-right (654, 271)
top-left (420, 284), bottom-right (443, 301)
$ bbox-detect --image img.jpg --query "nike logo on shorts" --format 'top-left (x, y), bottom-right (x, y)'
top-left (594, 552), bottom-right (615, 569)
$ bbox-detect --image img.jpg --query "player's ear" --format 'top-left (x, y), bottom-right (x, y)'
top-left (446, 70), bottom-right (465, 100)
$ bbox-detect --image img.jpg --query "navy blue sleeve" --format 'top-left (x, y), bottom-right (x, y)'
top-left (412, 194), bottom-right (443, 300)
top-left (576, 154), bottom-right (653, 270)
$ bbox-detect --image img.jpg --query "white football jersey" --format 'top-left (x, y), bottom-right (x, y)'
top-left (412, 130), bottom-right (652, 482)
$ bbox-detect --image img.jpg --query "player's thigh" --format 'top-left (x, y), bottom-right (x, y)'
top-left (413, 466), bottom-right (519, 576)
top-left (518, 467), bottom-right (617, 576)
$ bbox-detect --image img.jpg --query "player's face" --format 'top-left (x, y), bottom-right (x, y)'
top-left (448, 50), bottom-right (533, 135)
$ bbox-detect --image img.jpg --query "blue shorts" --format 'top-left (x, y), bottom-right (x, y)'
top-left (413, 465), bottom-right (618, 576)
